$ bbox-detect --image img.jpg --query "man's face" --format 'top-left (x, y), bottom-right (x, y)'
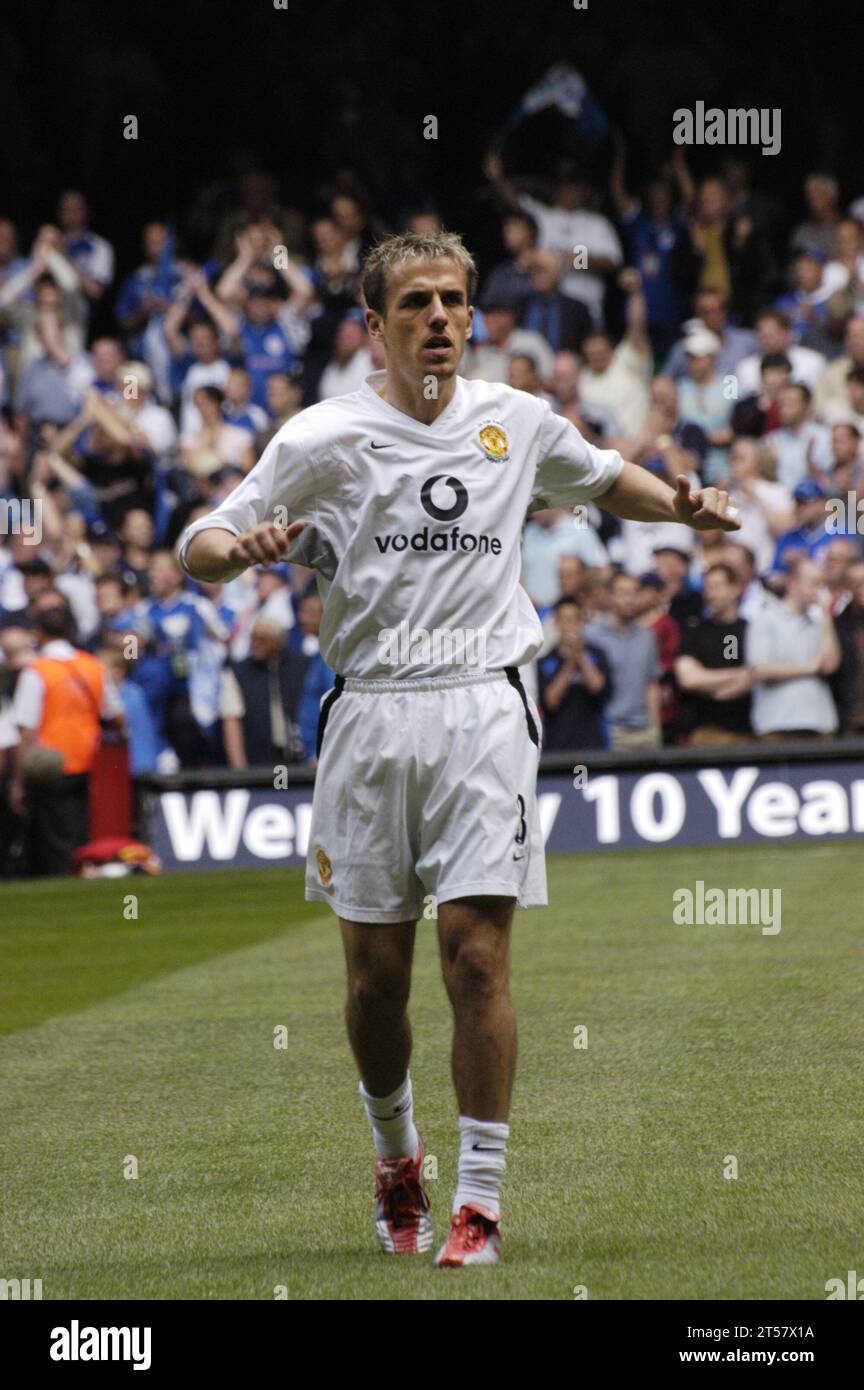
top-left (555, 179), bottom-right (587, 212)
top-left (332, 195), bottom-right (362, 237)
top-left (502, 216), bottom-right (533, 255)
top-left (686, 349), bottom-right (715, 382)
top-left (790, 560), bottom-right (822, 607)
top-left (36, 283), bottom-right (62, 315)
top-left (762, 364), bottom-right (790, 398)
top-left (97, 581), bottom-right (126, 617)
top-left (148, 554), bottom-right (181, 599)
top-left (555, 604), bottom-right (583, 642)
top-left (796, 496), bottom-right (825, 527)
top-left (530, 251), bottom-right (559, 294)
top-left (650, 376), bottom-right (677, 416)
top-left (806, 177), bottom-right (836, 218)
top-left (23, 572), bottom-right (53, 602)
top-left (59, 191), bottom-right (87, 231)
top-left (824, 540), bottom-right (858, 583)
top-left (698, 179), bottom-right (729, 222)
top-left (610, 576), bottom-right (639, 620)
top-left (779, 386), bottom-right (807, 427)
top-left (483, 307), bottom-right (514, 347)
top-left (246, 291), bottom-right (279, 325)
top-left (189, 324), bottom-right (219, 362)
top-left (757, 316), bottom-right (788, 353)
top-left (704, 569), bottom-right (738, 616)
top-left (730, 438), bottom-right (759, 479)
top-left (143, 222), bottom-right (167, 263)
top-left (558, 554), bottom-right (585, 595)
top-left (92, 340), bottom-right (122, 380)
top-left (583, 335), bottom-right (613, 374)
top-left (653, 550), bottom-right (688, 587)
top-left (266, 375), bottom-right (299, 417)
top-left (249, 623), bottom-right (282, 663)
top-left (836, 220), bottom-right (862, 261)
top-left (794, 254), bottom-right (823, 293)
top-left (367, 256), bottom-right (473, 386)
top-left (507, 356), bottom-right (538, 393)
top-left (832, 424), bottom-right (860, 466)
top-left (696, 294), bottom-right (726, 334)
top-left (550, 355), bottom-right (579, 402)
top-left (226, 369), bottom-right (250, 405)
top-left (122, 508), bottom-right (154, 548)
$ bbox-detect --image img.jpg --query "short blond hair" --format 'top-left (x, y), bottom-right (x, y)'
top-left (361, 230), bottom-right (478, 316)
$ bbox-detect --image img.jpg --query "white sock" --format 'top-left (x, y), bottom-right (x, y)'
top-left (453, 1116), bottom-right (508, 1220)
top-left (360, 1073), bottom-right (419, 1159)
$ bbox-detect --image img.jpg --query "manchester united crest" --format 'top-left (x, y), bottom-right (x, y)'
top-left (316, 848), bottom-right (333, 885)
top-left (478, 422), bottom-right (510, 462)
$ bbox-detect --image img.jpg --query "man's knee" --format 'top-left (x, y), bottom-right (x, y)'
top-left (346, 958), bottom-right (412, 1016)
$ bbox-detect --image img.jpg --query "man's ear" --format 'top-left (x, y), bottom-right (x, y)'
top-left (365, 307), bottom-right (384, 341)
top-left (465, 305), bottom-right (475, 341)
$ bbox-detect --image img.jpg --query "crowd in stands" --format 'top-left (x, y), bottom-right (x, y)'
top-left (2, 150), bottom-right (864, 872)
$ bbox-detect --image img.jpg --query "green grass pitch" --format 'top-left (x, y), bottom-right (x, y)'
top-left (1, 842), bottom-right (860, 1301)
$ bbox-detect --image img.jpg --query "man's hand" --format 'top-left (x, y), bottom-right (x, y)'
top-left (226, 519), bottom-right (307, 570)
top-left (673, 475), bottom-right (740, 532)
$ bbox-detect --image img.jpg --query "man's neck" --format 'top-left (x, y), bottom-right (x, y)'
top-left (378, 370), bottom-right (457, 426)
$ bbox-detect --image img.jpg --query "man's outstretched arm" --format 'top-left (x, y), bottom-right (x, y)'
top-left (599, 463), bottom-right (741, 532)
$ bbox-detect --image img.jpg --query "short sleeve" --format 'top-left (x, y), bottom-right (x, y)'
top-left (177, 419), bottom-right (320, 574)
top-left (532, 404), bottom-right (624, 508)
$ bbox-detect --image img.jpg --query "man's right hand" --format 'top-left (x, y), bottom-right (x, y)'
top-left (227, 519), bottom-right (307, 569)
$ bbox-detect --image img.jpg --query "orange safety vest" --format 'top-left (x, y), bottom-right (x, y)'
top-left (31, 651), bottom-right (104, 775)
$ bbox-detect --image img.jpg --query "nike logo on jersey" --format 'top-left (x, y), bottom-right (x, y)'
top-left (370, 441), bottom-right (394, 449)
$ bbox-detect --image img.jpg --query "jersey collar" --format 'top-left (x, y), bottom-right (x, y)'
top-left (361, 369), bottom-right (463, 432)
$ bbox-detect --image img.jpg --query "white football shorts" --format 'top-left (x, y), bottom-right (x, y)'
top-left (304, 667), bottom-right (547, 922)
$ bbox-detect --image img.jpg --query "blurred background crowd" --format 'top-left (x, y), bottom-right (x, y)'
top-left (3, 17), bottom-right (864, 872)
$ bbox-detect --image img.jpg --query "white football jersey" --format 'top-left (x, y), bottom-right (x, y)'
top-left (178, 369), bottom-right (623, 678)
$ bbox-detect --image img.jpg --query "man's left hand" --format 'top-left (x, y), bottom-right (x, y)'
top-left (673, 474), bottom-right (741, 532)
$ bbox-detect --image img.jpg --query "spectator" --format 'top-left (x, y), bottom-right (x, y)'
top-left (464, 300), bottom-right (553, 384)
top-left (724, 436), bottom-right (794, 574)
top-left (115, 221), bottom-right (187, 394)
top-left (578, 270), bottom-right (652, 437)
top-left (13, 278), bottom-right (92, 438)
top-left (773, 479), bottom-right (834, 572)
top-left (825, 422), bottom-right (864, 500)
top-left (57, 190), bottom-right (114, 309)
top-left (318, 314), bottom-right (374, 399)
top-left (180, 385), bottom-right (255, 476)
top-left (731, 352), bottom-right (793, 437)
top-left (507, 352), bottom-right (555, 403)
top-left (519, 250), bottom-right (591, 354)
top-left (789, 174), bottom-right (841, 260)
top-left (222, 366), bottom-right (269, 435)
top-left (663, 286), bottom-right (758, 381)
top-left (636, 571), bottom-right (682, 741)
top-left (734, 308), bottom-right (825, 397)
top-left (764, 383), bottom-right (832, 491)
top-left (10, 591), bottom-right (122, 874)
top-left (675, 563), bottom-right (752, 743)
top-left (651, 543), bottom-right (703, 626)
top-left (676, 324), bottom-right (734, 482)
top-left (746, 557), bottom-right (840, 737)
top-left (220, 618), bottom-right (306, 768)
top-left (0, 226), bottom-right (88, 370)
top-left (256, 372), bottom-right (303, 450)
top-left (774, 248), bottom-right (832, 344)
top-left (538, 597), bottom-right (609, 749)
top-left (116, 360), bottom-right (178, 461)
top-left (583, 571), bottom-right (661, 748)
top-left (481, 210), bottom-right (539, 318)
top-left (548, 351), bottom-right (619, 440)
top-left (483, 150), bottom-right (623, 325)
top-left (610, 137), bottom-right (687, 358)
top-left (626, 374), bottom-right (708, 482)
top-left (88, 337), bottom-right (125, 396)
top-left (672, 162), bottom-right (776, 323)
top-left (295, 592), bottom-right (335, 761)
top-left (522, 506), bottom-right (608, 605)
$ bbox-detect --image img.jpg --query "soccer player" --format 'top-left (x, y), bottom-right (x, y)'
top-left (178, 231), bottom-right (739, 1267)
